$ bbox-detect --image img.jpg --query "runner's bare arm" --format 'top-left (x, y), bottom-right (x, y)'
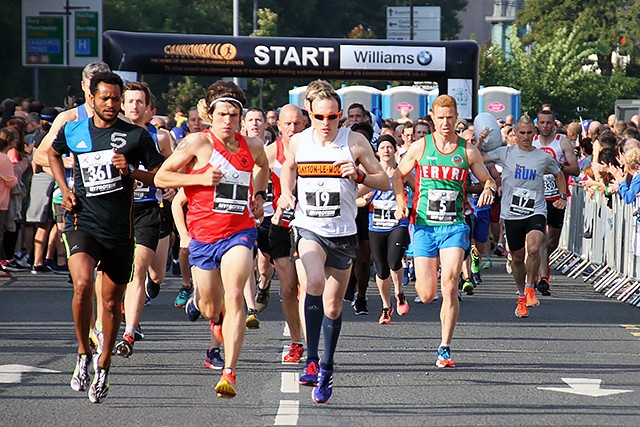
top-left (392, 138), bottom-right (423, 219)
top-left (560, 135), bottom-right (580, 176)
top-left (33, 109), bottom-right (77, 168)
top-left (345, 131), bottom-right (389, 191)
top-left (154, 134), bottom-right (219, 188)
top-left (467, 144), bottom-right (497, 207)
top-left (157, 128), bottom-right (175, 158)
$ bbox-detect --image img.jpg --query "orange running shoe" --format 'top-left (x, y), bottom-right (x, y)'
top-left (209, 310), bottom-right (224, 344)
top-left (395, 292), bottom-right (409, 316)
top-left (215, 369), bottom-right (236, 398)
top-left (378, 307), bottom-right (392, 324)
top-left (525, 287), bottom-right (540, 307)
top-left (515, 296), bottom-right (529, 318)
top-left (283, 343), bottom-right (304, 363)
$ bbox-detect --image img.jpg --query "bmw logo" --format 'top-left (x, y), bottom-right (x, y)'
top-left (232, 172), bottom-right (239, 179)
top-left (417, 50), bottom-right (433, 66)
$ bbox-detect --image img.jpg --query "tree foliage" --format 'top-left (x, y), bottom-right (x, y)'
top-left (163, 76), bottom-right (205, 116)
top-left (480, 25), bottom-right (640, 122)
top-left (515, 0), bottom-right (640, 77)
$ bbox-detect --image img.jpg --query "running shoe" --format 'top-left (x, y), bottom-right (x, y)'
top-left (414, 294), bottom-right (423, 303)
top-left (436, 346), bottom-right (456, 368)
top-left (483, 257), bottom-right (493, 269)
top-left (88, 368), bottom-right (110, 404)
top-left (245, 308), bottom-right (260, 329)
top-left (171, 259), bottom-right (181, 276)
top-left (144, 295), bottom-right (151, 306)
top-left (145, 276), bottom-right (160, 299)
top-left (312, 367), bottom-right (333, 404)
top-left (470, 245), bottom-right (481, 274)
top-left (395, 292), bottom-right (409, 316)
top-left (494, 243), bottom-right (508, 257)
top-left (462, 278), bottom-right (474, 295)
top-left (70, 354), bottom-right (91, 391)
top-left (204, 348), bottom-right (224, 370)
top-left (209, 310), bottom-right (224, 344)
top-left (88, 328), bottom-right (104, 357)
top-left (134, 326), bottom-right (145, 341)
top-left (185, 296), bottom-right (201, 322)
top-left (3, 258), bottom-right (29, 272)
top-left (31, 264), bottom-right (53, 275)
top-left (537, 277), bottom-right (551, 296)
top-left (299, 359), bottom-right (319, 386)
top-left (378, 307), bottom-right (392, 324)
top-left (471, 272), bottom-right (482, 286)
top-left (283, 343), bottom-right (304, 363)
top-left (525, 287), bottom-right (540, 307)
top-left (255, 281), bottom-right (271, 313)
top-left (114, 332), bottom-right (135, 358)
top-left (54, 263), bottom-right (70, 275)
top-left (505, 253), bottom-right (513, 275)
top-left (215, 369), bottom-right (237, 398)
top-left (174, 286), bottom-right (193, 308)
top-left (515, 296), bottom-right (529, 318)
top-left (353, 296), bottom-right (369, 315)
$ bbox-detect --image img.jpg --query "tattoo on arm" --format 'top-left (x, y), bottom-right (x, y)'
top-left (176, 139), bottom-right (189, 151)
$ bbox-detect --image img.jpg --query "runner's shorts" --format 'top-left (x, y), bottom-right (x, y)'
top-left (63, 229), bottom-right (134, 285)
top-left (189, 227), bottom-right (258, 271)
top-left (412, 222), bottom-right (470, 258)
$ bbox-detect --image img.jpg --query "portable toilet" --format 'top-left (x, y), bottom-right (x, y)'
top-left (478, 86), bottom-right (520, 120)
top-left (336, 85), bottom-right (381, 115)
top-left (427, 87), bottom-right (439, 111)
top-left (381, 86), bottom-right (429, 121)
top-left (289, 86), bottom-right (308, 109)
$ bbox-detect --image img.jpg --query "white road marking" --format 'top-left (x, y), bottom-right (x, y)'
top-left (538, 378), bottom-right (634, 397)
top-left (283, 323), bottom-right (290, 337)
top-left (274, 400), bottom-right (299, 426)
top-left (0, 364), bottom-right (60, 384)
top-left (281, 372), bottom-right (300, 393)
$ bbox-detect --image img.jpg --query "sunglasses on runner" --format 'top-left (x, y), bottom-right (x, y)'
top-left (311, 111), bottom-right (342, 121)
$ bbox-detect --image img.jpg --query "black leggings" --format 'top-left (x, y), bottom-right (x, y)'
top-left (369, 227), bottom-right (409, 280)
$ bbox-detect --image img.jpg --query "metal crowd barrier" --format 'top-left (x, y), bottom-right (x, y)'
top-left (550, 183), bottom-right (640, 307)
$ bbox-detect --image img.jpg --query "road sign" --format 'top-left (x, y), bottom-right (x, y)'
top-left (22, 0), bottom-right (103, 68)
top-left (386, 6), bottom-right (441, 41)
top-left (25, 16), bottom-right (65, 65)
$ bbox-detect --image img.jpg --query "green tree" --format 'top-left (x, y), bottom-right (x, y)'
top-left (480, 25), bottom-right (640, 122)
top-left (515, 0), bottom-right (640, 77)
top-left (163, 76), bottom-right (205, 116)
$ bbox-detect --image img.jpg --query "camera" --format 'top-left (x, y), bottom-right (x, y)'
top-left (576, 107), bottom-right (584, 113)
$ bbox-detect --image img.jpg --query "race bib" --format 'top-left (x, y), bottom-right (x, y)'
top-left (372, 199), bottom-right (399, 229)
top-left (304, 179), bottom-right (341, 218)
top-left (77, 149), bottom-right (123, 197)
top-left (543, 174), bottom-right (559, 198)
top-left (509, 187), bottom-right (536, 216)
top-left (213, 170), bottom-right (251, 215)
top-left (427, 189), bottom-right (458, 223)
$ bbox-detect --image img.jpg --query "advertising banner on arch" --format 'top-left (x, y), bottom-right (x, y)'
top-left (103, 31), bottom-right (476, 81)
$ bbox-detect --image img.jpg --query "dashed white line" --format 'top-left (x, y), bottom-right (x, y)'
top-left (274, 400), bottom-right (299, 426)
top-left (281, 372), bottom-right (300, 393)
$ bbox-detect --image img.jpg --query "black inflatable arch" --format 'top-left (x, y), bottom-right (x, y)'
top-left (103, 30), bottom-right (479, 118)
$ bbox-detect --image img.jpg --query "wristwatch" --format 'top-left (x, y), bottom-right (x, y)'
top-left (126, 164), bottom-right (135, 176)
top-left (559, 193), bottom-right (567, 200)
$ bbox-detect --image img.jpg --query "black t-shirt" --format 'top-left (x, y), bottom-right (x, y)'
top-left (52, 117), bottom-right (164, 239)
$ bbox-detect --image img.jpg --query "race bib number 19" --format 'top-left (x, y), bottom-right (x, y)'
top-left (78, 149), bottom-right (123, 197)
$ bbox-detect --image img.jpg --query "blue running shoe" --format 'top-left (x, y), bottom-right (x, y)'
top-left (299, 359), bottom-right (319, 386)
top-left (174, 286), bottom-right (193, 308)
top-left (312, 367), bottom-right (333, 404)
top-left (204, 348), bottom-right (224, 370)
top-left (185, 296), bottom-right (201, 322)
top-left (436, 346), bottom-right (456, 368)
